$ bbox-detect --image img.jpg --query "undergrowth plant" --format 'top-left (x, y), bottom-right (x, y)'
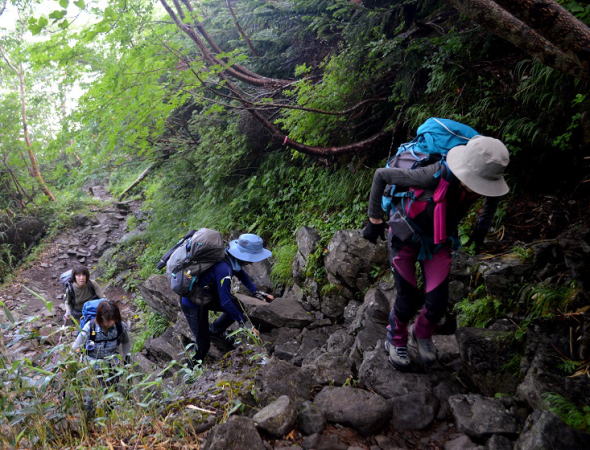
top-left (544, 392), bottom-right (590, 431)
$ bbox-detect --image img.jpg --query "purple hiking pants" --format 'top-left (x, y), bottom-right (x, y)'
top-left (387, 244), bottom-right (452, 347)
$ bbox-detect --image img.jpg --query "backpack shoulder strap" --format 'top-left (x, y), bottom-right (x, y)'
top-left (116, 322), bottom-right (123, 345)
top-left (89, 319), bottom-right (97, 342)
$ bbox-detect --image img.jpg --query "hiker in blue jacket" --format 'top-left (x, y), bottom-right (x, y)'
top-left (181, 233), bottom-right (273, 364)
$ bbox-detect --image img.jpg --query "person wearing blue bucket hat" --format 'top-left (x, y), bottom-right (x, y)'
top-left (180, 233), bottom-right (274, 365)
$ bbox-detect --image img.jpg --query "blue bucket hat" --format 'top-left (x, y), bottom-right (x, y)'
top-left (227, 233), bottom-right (272, 263)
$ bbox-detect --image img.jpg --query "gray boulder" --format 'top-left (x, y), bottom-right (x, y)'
top-left (246, 294), bottom-right (313, 329)
top-left (433, 379), bottom-right (467, 420)
top-left (320, 289), bottom-right (351, 319)
top-left (444, 434), bottom-right (484, 450)
top-left (449, 394), bottom-right (520, 438)
top-left (517, 325), bottom-right (590, 410)
top-left (302, 352), bottom-right (353, 386)
top-left (238, 258), bottom-right (273, 293)
top-left (313, 386), bottom-right (391, 435)
top-left (477, 254), bottom-right (532, 299)
top-left (358, 347), bottom-right (433, 399)
top-left (391, 392), bottom-right (439, 430)
top-left (144, 327), bottom-right (184, 364)
top-left (137, 275), bottom-right (178, 322)
top-left (203, 416), bottom-right (265, 450)
top-left (514, 410), bottom-right (590, 450)
top-left (324, 230), bottom-right (387, 292)
top-left (486, 434), bottom-right (514, 450)
top-left (456, 327), bottom-right (520, 396)
top-left (253, 395), bottom-right (297, 438)
top-left (293, 226), bottom-right (321, 281)
top-left (254, 358), bottom-right (314, 405)
top-left (348, 286), bottom-right (392, 366)
top-left (297, 401), bottom-right (326, 436)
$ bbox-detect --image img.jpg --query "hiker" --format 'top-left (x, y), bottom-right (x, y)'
top-left (181, 233), bottom-right (273, 364)
top-left (72, 300), bottom-right (131, 366)
top-left (63, 265), bottom-right (103, 323)
top-left (362, 136), bottom-right (510, 369)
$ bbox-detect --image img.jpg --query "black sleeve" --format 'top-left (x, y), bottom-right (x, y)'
top-left (473, 196), bottom-right (501, 240)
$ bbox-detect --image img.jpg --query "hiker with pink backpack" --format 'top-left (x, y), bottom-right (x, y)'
top-left (362, 118), bottom-right (510, 370)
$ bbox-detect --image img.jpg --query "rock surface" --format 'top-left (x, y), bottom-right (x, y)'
top-left (253, 395), bottom-right (297, 438)
top-left (203, 416), bottom-right (265, 450)
top-left (514, 410), bottom-right (590, 450)
top-left (313, 386), bottom-right (391, 435)
top-left (449, 394), bottom-right (520, 438)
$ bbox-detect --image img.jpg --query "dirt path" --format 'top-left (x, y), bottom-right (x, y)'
top-left (0, 185), bottom-right (140, 358)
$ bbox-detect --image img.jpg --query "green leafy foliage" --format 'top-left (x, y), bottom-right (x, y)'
top-left (270, 242), bottom-right (297, 286)
top-left (455, 285), bottom-right (504, 328)
top-left (544, 393), bottom-right (590, 431)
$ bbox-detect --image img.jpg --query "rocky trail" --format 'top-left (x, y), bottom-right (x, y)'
top-left (1, 196), bottom-right (589, 448)
top-left (0, 185), bottom-right (140, 360)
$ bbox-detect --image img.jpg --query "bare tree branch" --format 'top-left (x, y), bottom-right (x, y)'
top-left (226, 0), bottom-right (260, 57)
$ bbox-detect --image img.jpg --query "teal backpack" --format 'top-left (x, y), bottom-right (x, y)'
top-left (381, 117), bottom-right (479, 214)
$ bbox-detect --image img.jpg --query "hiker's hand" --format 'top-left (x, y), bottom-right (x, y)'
top-left (255, 291), bottom-right (274, 302)
top-left (251, 327), bottom-right (260, 338)
top-left (362, 220), bottom-right (386, 243)
top-left (63, 312), bottom-right (70, 321)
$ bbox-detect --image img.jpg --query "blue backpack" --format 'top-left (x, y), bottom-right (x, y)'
top-left (381, 117), bottom-right (479, 214)
top-left (80, 298), bottom-right (108, 329)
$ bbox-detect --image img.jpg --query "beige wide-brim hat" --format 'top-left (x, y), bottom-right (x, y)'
top-left (447, 136), bottom-right (510, 197)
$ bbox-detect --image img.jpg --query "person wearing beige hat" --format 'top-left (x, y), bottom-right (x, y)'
top-left (362, 136), bottom-right (510, 370)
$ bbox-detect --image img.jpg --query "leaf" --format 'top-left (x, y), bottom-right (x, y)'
top-left (59, 0), bottom-right (69, 8)
top-left (74, 0), bottom-right (85, 8)
top-left (48, 10), bottom-right (67, 21)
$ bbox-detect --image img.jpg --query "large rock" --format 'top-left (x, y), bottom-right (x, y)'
top-left (348, 285), bottom-right (393, 366)
top-left (203, 416), bottom-right (265, 450)
top-left (358, 347), bottom-right (433, 399)
top-left (324, 230), bottom-right (387, 292)
top-left (391, 392), bottom-right (439, 430)
top-left (245, 294), bottom-right (314, 329)
top-left (517, 322), bottom-right (590, 410)
top-left (313, 386), bottom-right (391, 435)
top-left (449, 394), bottom-right (520, 438)
top-left (137, 275), bottom-right (178, 322)
top-left (456, 327), bottom-right (520, 396)
top-left (144, 327), bottom-right (185, 364)
top-left (302, 352), bottom-right (353, 386)
top-left (254, 358), bottom-right (314, 405)
top-left (476, 254), bottom-right (532, 299)
top-left (293, 226), bottom-right (321, 281)
top-left (514, 410), bottom-right (590, 450)
top-left (444, 434), bottom-right (484, 450)
top-left (297, 401), bottom-right (326, 436)
top-left (253, 395), bottom-right (297, 438)
top-left (238, 258), bottom-right (273, 293)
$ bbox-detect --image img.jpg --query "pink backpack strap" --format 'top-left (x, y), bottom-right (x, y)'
top-left (433, 178), bottom-right (450, 244)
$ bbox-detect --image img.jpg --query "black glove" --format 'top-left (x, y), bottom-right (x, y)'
top-left (123, 354), bottom-right (131, 365)
top-left (362, 221), bottom-right (386, 244)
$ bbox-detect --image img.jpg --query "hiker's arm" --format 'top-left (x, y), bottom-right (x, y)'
top-left (368, 164), bottom-right (440, 220)
top-left (72, 324), bottom-right (90, 351)
top-left (217, 274), bottom-right (246, 323)
top-left (471, 196), bottom-right (501, 246)
top-left (235, 270), bottom-right (257, 294)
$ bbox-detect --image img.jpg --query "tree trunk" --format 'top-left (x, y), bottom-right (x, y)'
top-left (494, 0), bottom-right (590, 71)
top-left (16, 65), bottom-right (56, 201)
top-left (448, 0), bottom-right (589, 79)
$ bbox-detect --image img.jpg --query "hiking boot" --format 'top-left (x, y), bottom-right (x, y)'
top-left (384, 339), bottom-right (410, 370)
top-left (409, 325), bottom-right (437, 366)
